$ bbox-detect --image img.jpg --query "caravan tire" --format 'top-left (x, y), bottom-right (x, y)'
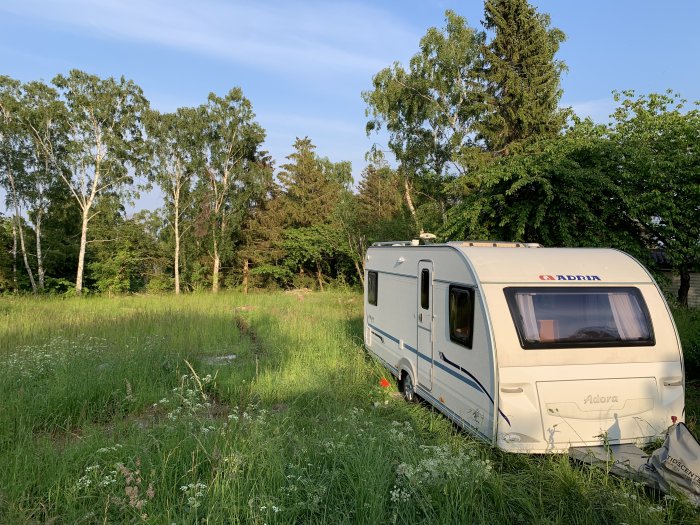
top-left (401, 372), bottom-right (416, 403)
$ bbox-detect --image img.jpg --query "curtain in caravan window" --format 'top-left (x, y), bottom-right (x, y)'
top-left (505, 286), bottom-right (654, 348)
top-left (515, 293), bottom-right (539, 342)
top-left (609, 292), bottom-right (647, 340)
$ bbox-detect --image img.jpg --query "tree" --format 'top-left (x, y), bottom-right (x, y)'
top-left (442, 119), bottom-right (643, 253)
top-left (610, 91), bottom-right (700, 306)
top-left (0, 76), bottom-right (37, 292)
top-left (278, 137), bottom-right (350, 227)
top-left (354, 160), bottom-right (414, 242)
top-left (52, 70), bottom-right (149, 294)
top-left (339, 158), bottom-right (414, 283)
top-left (0, 213), bottom-right (14, 292)
top-left (199, 88), bottom-right (266, 293)
top-left (145, 107), bottom-right (203, 294)
top-left (16, 80), bottom-right (69, 291)
top-left (87, 207), bottom-right (165, 295)
top-left (238, 178), bottom-right (289, 291)
top-left (277, 137), bottom-right (353, 289)
top-left (363, 10), bottom-right (485, 231)
top-left (480, 0), bottom-right (569, 154)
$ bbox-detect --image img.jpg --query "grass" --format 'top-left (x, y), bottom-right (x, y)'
top-left (0, 292), bottom-right (698, 524)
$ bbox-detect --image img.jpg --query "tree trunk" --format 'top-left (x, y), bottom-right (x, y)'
top-left (354, 259), bottom-right (364, 286)
top-left (11, 220), bottom-right (17, 291)
top-left (243, 258), bottom-right (249, 295)
top-left (316, 261), bottom-right (324, 292)
top-left (16, 217), bottom-right (36, 293)
top-left (174, 200), bottom-right (181, 295)
top-left (212, 237), bottom-right (220, 293)
top-left (8, 170), bottom-right (37, 293)
top-left (678, 264), bottom-right (690, 307)
top-left (75, 207), bottom-right (90, 295)
top-left (404, 176), bottom-right (419, 231)
top-left (35, 210), bottom-right (45, 291)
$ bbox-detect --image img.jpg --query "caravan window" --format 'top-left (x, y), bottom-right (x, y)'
top-left (449, 286), bottom-right (475, 348)
top-left (504, 287), bottom-right (654, 349)
top-left (420, 269), bottom-right (430, 309)
top-left (420, 269), bottom-right (430, 310)
top-left (368, 271), bottom-right (378, 306)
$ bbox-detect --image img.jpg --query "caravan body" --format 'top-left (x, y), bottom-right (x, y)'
top-left (363, 242), bottom-right (685, 453)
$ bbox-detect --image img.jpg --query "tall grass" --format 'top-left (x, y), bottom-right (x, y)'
top-left (0, 292), bottom-right (697, 523)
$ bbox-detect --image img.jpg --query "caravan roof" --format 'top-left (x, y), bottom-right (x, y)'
top-left (446, 246), bottom-right (652, 285)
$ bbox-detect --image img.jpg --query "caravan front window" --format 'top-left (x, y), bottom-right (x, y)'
top-left (504, 287), bottom-right (654, 349)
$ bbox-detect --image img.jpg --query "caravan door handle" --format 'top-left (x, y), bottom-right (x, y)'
top-left (663, 379), bottom-right (682, 387)
top-left (419, 313), bottom-right (423, 322)
top-left (500, 387), bottom-right (523, 394)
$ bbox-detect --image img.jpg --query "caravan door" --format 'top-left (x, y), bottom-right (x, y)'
top-left (417, 261), bottom-right (434, 390)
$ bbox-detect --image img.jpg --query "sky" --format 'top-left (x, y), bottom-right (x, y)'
top-left (2, 0), bottom-right (700, 211)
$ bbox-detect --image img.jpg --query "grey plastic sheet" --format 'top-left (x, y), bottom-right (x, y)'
top-left (570, 423), bottom-right (700, 506)
top-left (649, 423), bottom-right (700, 506)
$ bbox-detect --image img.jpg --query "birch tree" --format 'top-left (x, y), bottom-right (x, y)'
top-left (200, 89), bottom-right (265, 293)
top-left (363, 11), bottom-right (485, 231)
top-left (145, 107), bottom-right (203, 294)
top-left (17, 80), bottom-right (69, 290)
top-left (52, 70), bottom-right (148, 294)
top-left (0, 76), bottom-right (36, 292)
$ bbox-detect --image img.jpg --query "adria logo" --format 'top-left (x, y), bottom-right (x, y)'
top-left (538, 274), bottom-right (602, 281)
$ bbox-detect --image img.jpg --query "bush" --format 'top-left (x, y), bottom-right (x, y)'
top-left (674, 307), bottom-right (700, 379)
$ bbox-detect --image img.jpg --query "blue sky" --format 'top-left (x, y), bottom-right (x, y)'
top-left (2, 0), bottom-right (700, 210)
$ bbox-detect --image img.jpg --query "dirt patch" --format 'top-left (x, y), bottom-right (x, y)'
top-left (201, 354), bottom-right (238, 365)
top-left (234, 305), bottom-right (256, 312)
top-left (41, 427), bottom-right (84, 450)
top-left (129, 398), bottom-right (231, 430)
top-left (285, 288), bottom-right (312, 300)
top-left (271, 402), bottom-right (289, 413)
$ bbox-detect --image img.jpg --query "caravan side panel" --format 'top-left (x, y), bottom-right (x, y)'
top-left (364, 246), bottom-right (499, 443)
top-left (365, 265), bottom-right (418, 383)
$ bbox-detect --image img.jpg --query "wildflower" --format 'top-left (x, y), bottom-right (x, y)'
top-left (379, 377), bottom-right (390, 388)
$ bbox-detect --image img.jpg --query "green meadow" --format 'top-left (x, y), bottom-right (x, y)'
top-left (0, 292), bottom-right (698, 524)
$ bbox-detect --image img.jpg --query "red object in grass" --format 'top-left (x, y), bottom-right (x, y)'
top-left (379, 378), bottom-right (390, 388)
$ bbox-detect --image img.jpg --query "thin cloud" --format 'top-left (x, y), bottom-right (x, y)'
top-left (2, 0), bottom-right (417, 75)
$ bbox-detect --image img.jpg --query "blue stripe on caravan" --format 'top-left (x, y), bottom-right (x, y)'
top-left (369, 323), bottom-right (481, 393)
top-left (367, 322), bottom-right (512, 428)
top-left (369, 324), bottom-right (400, 345)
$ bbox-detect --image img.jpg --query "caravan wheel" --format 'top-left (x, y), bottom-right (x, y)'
top-left (400, 372), bottom-right (416, 403)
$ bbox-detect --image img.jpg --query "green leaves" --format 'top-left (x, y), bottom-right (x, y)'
top-left (610, 91), bottom-right (700, 304)
top-left (363, 11), bottom-right (485, 180)
top-left (480, 0), bottom-right (569, 153)
top-left (442, 121), bottom-right (642, 251)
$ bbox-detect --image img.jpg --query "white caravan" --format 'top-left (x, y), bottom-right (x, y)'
top-left (363, 241), bottom-right (685, 453)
